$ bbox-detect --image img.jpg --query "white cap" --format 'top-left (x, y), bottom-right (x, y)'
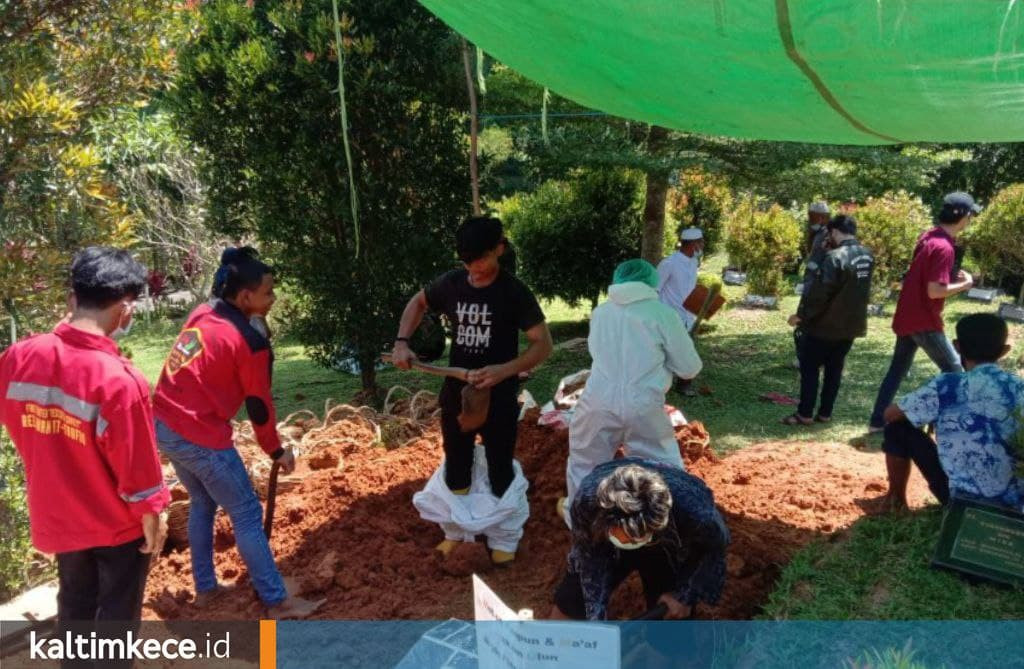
top-left (808, 201), bottom-right (830, 214)
top-left (679, 227), bottom-right (703, 241)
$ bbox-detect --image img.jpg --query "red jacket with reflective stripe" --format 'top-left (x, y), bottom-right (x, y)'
top-left (153, 300), bottom-right (281, 456)
top-left (0, 324), bottom-right (170, 553)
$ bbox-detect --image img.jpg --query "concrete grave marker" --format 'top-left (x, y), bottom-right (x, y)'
top-left (998, 303), bottom-right (1024, 323)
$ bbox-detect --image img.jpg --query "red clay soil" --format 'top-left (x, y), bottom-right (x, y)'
top-left (143, 412), bottom-right (931, 621)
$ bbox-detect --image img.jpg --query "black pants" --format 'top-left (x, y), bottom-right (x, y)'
top-left (553, 545), bottom-right (676, 620)
top-left (797, 334), bottom-right (854, 419)
top-left (440, 378), bottom-right (518, 497)
top-left (56, 536), bottom-right (150, 668)
top-left (881, 419), bottom-right (950, 504)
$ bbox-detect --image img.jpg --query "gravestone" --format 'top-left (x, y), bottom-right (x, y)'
top-left (932, 497), bottom-right (1024, 588)
top-left (998, 303), bottom-right (1024, 324)
top-left (966, 287), bottom-right (998, 303)
top-left (741, 294), bottom-right (778, 309)
top-left (722, 269), bottom-right (747, 286)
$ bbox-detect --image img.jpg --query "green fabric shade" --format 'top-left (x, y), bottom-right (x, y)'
top-left (420, 0), bottom-right (1024, 145)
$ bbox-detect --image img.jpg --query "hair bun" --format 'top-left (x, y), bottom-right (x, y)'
top-left (220, 247), bottom-right (242, 265)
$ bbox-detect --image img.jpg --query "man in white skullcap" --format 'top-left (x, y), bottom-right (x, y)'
top-left (656, 227), bottom-right (704, 333)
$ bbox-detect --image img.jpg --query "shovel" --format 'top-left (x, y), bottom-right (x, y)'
top-left (381, 353), bottom-right (491, 432)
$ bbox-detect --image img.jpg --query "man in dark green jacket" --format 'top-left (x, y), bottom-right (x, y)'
top-left (783, 215), bottom-right (875, 425)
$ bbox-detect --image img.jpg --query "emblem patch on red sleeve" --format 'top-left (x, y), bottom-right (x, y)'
top-left (165, 328), bottom-right (205, 376)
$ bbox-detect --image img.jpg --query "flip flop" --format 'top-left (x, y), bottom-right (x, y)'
top-left (781, 413), bottom-right (813, 426)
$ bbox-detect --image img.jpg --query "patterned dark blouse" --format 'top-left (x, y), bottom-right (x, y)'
top-left (568, 457), bottom-right (730, 620)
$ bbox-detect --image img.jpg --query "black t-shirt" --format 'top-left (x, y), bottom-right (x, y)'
top-left (424, 268), bottom-right (545, 370)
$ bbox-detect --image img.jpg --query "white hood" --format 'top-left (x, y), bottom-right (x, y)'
top-left (607, 281), bottom-right (659, 305)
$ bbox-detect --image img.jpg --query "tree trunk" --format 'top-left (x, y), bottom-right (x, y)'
top-left (640, 125), bottom-right (670, 265)
top-left (359, 353), bottom-right (377, 394)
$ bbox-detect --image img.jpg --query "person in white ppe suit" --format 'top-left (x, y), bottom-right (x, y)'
top-left (656, 227), bottom-right (704, 332)
top-left (559, 259), bottom-right (702, 525)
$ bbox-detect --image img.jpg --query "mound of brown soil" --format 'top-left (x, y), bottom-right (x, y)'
top-left (143, 412), bottom-right (930, 621)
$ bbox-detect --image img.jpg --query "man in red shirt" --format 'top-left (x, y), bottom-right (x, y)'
top-left (868, 192), bottom-right (979, 432)
top-left (153, 247), bottom-right (321, 618)
top-left (0, 247), bottom-right (169, 624)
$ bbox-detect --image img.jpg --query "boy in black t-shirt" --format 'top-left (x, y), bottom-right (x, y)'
top-left (393, 217), bottom-right (553, 564)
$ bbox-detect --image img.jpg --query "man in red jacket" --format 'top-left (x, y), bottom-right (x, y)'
top-left (0, 247), bottom-right (169, 624)
top-left (153, 247), bottom-right (320, 618)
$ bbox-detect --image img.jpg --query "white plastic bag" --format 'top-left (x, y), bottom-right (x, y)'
top-left (553, 369), bottom-right (590, 410)
top-left (412, 445), bottom-right (530, 553)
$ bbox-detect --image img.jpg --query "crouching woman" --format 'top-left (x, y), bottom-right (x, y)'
top-left (550, 458), bottom-right (729, 620)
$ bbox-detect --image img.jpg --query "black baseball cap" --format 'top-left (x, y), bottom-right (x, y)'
top-left (939, 192), bottom-right (982, 223)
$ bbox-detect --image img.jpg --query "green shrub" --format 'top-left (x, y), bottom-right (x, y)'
top-left (967, 183), bottom-right (1024, 303)
top-left (697, 272), bottom-right (724, 294)
top-left (725, 201), bottom-right (802, 297)
top-left (855, 191), bottom-right (932, 303)
top-left (0, 432), bottom-right (31, 600)
top-left (502, 168), bottom-right (643, 308)
top-left (667, 168), bottom-right (732, 257)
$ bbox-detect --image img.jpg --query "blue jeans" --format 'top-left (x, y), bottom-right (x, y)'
top-left (155, 419), bottom-right (287, 606)
top-left (869, 331), bottom-right (963, 427)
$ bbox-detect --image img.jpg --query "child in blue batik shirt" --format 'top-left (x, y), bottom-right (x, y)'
top-left (879, 313), bottom-right (1024, 512)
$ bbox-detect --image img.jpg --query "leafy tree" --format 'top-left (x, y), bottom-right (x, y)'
top-left (0, 0), bottom-right (179, 339)
top-left (95, 110), bottom-right (224, 304)
top-left (967, 183), bottom-right (1024, 302)
top-left (855, 191), bottom-right (931, 303)
top-left (172, 0), bottom-right (469, 392)
top-left (501, 168), bottom-right (643, 309)
top-left (666, 168), bottom-right (731, 256)
top-left (929, 143), bottom-right (1024, 206)
top-left (0, 432), bottom-right (34, 600)
top-left (480, 65), bottom-right (960, 264)
top-left (725, 201), bottom-right (802, 297)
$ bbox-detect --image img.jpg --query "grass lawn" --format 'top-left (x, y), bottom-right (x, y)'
top-left (763, 507), bottom-right (1024, 620)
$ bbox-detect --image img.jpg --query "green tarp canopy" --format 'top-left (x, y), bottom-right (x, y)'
top-left (420, 0), bottom-right (1024, 145)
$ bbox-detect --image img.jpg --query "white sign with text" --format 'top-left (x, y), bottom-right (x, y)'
top-left (472, 575), bottom-right (620, 669)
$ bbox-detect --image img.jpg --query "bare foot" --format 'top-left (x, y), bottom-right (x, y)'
top-left (266, 595), bottom-right (326, 619)
top-left (194, 583), bottom-right (236, 609)
top-left (857, 493), bottom-right (908, 516)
